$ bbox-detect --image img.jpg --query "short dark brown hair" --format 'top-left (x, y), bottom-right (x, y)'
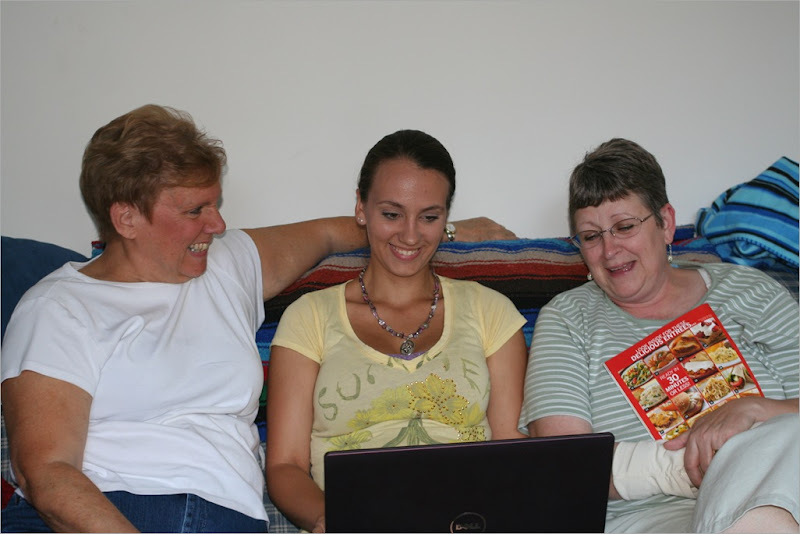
top-left (80, 104), bottom-right (227, 241)
top-left (568, 138), bottom-right (669, 234)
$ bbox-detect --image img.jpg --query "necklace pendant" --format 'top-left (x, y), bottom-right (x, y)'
top-left (400, 339), bottom-right (415, 356)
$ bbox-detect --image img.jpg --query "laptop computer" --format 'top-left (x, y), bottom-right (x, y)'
top-left (324, 432), bottom-right (614, 533)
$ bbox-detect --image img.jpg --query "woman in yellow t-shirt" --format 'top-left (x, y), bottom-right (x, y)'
top-left (265, 129), bottom-right (528, 532)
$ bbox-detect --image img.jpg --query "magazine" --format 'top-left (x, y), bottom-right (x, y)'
top-left (604, 303), bottom-right (764, 440)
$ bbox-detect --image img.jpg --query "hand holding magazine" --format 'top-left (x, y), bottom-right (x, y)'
top-left (605, 303), bottom-right (763, 440)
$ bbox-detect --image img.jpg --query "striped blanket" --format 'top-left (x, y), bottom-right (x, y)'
top-left (254, 225), bottom-right (721, 442)
top-left (697, 157), bottom-right (799, 272)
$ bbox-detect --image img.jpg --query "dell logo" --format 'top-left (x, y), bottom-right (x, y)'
top-left (450, 512), bottom-right (487, 532)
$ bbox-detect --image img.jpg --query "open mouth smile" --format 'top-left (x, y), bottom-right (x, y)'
top-left (608, 261), bottom-right (634, 274)
top-left (391, 244), bottom-right (421, 259)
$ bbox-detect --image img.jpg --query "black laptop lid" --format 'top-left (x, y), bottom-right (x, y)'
top-left (324, 432), bottom-right (614, 533)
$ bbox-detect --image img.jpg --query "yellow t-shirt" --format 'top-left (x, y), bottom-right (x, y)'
top-left (271, 275), bottom-right (526, 489)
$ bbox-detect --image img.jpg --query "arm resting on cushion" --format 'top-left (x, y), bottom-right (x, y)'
top-left (2, 371), bottom-right (138, 532)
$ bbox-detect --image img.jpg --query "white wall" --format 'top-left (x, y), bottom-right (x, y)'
top-left (2, 0), bottom-right (798, 254)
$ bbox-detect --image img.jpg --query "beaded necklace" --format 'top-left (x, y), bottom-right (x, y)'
top-left (358, 265), bottom-right (440, 357)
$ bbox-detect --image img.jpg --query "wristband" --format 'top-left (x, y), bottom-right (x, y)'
top-left (612, 441), bottom-right (698, 500)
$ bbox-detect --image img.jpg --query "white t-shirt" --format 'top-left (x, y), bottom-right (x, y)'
top-left (1, 229), bottom-right (267, 521)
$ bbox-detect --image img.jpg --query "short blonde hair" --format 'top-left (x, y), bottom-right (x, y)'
top-left (80, 104), bottom-right (227, 241)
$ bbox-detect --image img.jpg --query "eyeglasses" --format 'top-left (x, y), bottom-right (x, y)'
top-left (570, 214), bottom-right (655, 249)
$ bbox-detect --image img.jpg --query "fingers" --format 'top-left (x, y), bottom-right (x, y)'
top-left (663, 432), bottom-right (688, 450)
top-left (696, 447), bottom-right (716, 486)
top-left (498, 228), bottom-right (518, 239)
top-left (487, 221), bottom-right (517, 240)
top-left (452, 217), bottom-right (518, 241)
top-left (682, 428), bottom-right (721, 487)
top-left (684, 444), bottom-right (705, 487)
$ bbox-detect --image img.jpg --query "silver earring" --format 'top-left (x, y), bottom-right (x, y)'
top-left (357, 218), bottom-right (364, 224)
top-left (587, 272), bottom-right (593, 281)
top-left (667, 243), bottom-right (673, 263)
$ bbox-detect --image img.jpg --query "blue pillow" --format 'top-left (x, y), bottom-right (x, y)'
top-left (1, 236), bottom-right (88, 341)
top-left (696, 157), bottom-right (799, 272)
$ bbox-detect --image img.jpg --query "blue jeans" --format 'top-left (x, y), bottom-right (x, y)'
top-left (1, 491), bottom-right (268, 532)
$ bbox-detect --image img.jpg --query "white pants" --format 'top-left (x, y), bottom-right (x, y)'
top-left (605, 412), bottom-right (800, 533)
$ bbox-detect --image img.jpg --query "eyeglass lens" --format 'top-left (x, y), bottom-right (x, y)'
top-left (575, 217), bottom-right (645, 247)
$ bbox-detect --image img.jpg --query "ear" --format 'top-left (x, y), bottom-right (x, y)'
top-left (354, 189), bottom-right (366, 225)
top-left (110, 202), bottom-right (140, 240)
top-left (660, 203), bottom-right (677, 244)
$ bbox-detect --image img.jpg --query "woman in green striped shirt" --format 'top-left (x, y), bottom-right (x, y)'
top-left (520, 138), bottom-right (798, 533)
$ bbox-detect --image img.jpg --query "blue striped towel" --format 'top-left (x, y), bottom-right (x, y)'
top-left (696, 157), bottom-right (799, 271)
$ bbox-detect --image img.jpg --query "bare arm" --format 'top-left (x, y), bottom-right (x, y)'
top-left (2, 371), bottom-right (138, 532)
top-left (244, 217), bottom-right (365, 301)
top-left (529, 415), bottom-right (625, 500)
top-left (265, 346), bottom-right (325, 533)
top-left (244, 216), bottom-right (518, 301)
top-left (448, 217), bottom-right (516, 242)
top-left (486, 330), bottom-right (528, 439)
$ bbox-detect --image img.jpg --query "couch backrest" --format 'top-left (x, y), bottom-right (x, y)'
top-left (253, 226), bottom-right (723, 441)
top-left (1, 236), bottom-right (88, 342)
top-left (0, 229), bottom-right (726, 446)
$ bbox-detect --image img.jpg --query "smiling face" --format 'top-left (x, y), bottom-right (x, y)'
top-left (126, 181), bottom-right (226, 283)
top-left (355, 158), bottom-right (448, 279)
top-left (574, 193), bottom-right (675, 308)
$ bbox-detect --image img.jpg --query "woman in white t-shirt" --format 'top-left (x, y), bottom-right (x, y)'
top-left (1, 106), bottom-right (517, 533)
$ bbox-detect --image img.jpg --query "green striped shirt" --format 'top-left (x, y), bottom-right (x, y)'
top-left (520, 262), bottom-right (799, 518)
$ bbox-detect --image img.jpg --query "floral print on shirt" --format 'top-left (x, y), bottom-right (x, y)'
top-left (327, 373), bottom-right (487, 451)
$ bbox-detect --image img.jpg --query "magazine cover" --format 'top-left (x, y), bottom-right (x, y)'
top-left (604, 303), bottom-right (763, 440)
